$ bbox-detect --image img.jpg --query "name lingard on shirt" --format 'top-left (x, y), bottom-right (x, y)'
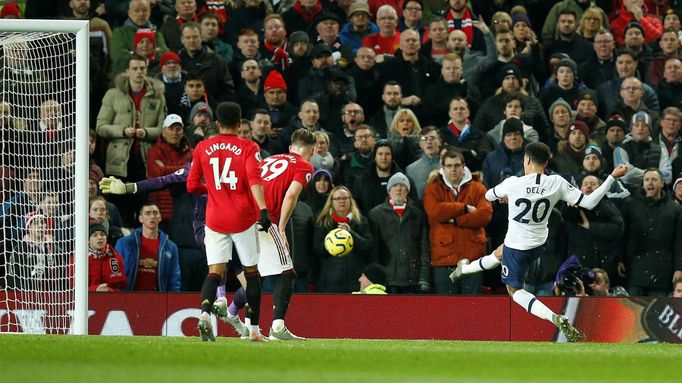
top-left (205, 142), bottom-right (243, 156)
top-left (526, 187), bottom-right (546, 195)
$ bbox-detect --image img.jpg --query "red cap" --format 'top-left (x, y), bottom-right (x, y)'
top-left (159, 51), bottom-right (181, 68)
top-left (263, 70), bottom-right (288, 92)
top-left (134, 28), bottom-right (157, 48)
top-left (0, 2), bottom-right (21, 18)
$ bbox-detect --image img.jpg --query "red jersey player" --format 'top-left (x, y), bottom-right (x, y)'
top-left (187, 102), bottom-right (271, 342)
top-left (213, 129), bottom-right (316, 340)
top-left (256, 128), bottom-right (315, 340)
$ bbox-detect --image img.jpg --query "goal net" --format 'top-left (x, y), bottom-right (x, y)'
top-left (0, 20), bottom-right (89, 335)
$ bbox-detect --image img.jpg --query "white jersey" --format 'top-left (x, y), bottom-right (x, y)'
top-left (490, 173), bottom-right (583, 250)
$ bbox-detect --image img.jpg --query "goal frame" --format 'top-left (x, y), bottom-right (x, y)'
top-left (1, 19), bottom-right (89, 335)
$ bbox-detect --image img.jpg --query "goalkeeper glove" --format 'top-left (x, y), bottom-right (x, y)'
top-left (257, 209), bottom-right (271, 232)
top-left (99, 176), bottom-right (136, 194)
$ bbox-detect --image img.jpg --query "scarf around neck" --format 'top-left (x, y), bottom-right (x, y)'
top-left (446, 7), bottom-right (474, 47)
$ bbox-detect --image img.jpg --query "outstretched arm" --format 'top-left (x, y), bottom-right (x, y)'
top-left (577, 165), bottom-right (629, 210)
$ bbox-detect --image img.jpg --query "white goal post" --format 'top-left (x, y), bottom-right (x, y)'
top-left (0, 19), bottom-right (89, 335)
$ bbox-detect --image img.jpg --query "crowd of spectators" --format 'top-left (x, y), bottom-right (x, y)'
top-left (2, 0), bottom-right (682, 297)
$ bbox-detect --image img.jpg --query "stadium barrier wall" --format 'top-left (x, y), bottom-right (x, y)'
top-left (1, 292), bottom-right (681, 342)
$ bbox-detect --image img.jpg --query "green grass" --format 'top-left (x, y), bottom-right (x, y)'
top-left (1, 335), bottom-right (681, 383)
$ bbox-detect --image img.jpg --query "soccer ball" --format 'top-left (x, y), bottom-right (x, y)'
top-left (324, 228), bottom-right (354, 257)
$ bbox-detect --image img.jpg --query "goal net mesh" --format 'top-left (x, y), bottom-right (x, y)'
top-left (0, 31), bottom-right (77, 334)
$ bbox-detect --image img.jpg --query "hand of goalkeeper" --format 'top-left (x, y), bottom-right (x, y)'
top-left (99, 176), bottom-right (130, 195)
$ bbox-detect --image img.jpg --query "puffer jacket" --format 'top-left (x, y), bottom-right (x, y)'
top-left (423, 167), bottom-right (492, 266)
top-left (96, 74), bottom-right (166, 177)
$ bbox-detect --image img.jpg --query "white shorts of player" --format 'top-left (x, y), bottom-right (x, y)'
top-left (258, 222), bottom-right (294, 277)
top-left (204, 224), bottom-right (260, 267)
top-left (204, 223), bottom-right (293, 277)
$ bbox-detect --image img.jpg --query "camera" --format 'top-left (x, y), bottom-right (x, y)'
top-left (557, 266), bottom-right (596, 296)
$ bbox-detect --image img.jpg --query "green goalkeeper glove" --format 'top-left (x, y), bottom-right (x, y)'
top-left (99, 176), bottom-right (136, 194)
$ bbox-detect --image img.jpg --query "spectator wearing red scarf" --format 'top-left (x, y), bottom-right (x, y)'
top-left (368, 172), bottom-right (431, 294)
top-left (283, 0), bottom-right (323, 36)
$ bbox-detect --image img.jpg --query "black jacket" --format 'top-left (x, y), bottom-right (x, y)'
top-left (368, 200), bottom-right (430, 287)
top-left (179, 46), bottom-right (235, 102)
top-left (562, 199), bottom-right (624, 276)
top-left (352, 163), bottom-right (418, 214)
top-left (620, 192), bottom-right (682, 290)
top-left (313, 216), bottom-right (375, 293)
top-left (376, 51), bottom-right (441, 100)
top-left (423, 77), bottom-right (481, 127)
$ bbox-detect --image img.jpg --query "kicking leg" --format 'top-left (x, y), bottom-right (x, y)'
top-left (450, 245), bottom-right (503, 281)
top-left (508, 285), bottom-right (583, 342)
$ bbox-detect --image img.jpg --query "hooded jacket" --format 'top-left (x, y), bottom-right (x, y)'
top-left (423, 167), bottom-right (492, 266)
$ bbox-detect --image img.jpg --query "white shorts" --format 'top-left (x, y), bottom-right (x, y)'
top-left (258, 223), bottom-right (294, 277)
top-left (204, 224), bottom-right (260, 267)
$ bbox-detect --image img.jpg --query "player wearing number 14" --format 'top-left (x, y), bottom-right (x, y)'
top-left (451, 142), bottom-right (629, 342)
top-left (187, 102), bottom-right (271, 342)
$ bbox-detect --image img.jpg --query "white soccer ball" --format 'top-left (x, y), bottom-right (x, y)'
top-left (324, 228), bottom-right (354, 257)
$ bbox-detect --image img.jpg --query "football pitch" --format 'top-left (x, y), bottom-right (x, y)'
top-left (1, 335), bottom-right (680, 383)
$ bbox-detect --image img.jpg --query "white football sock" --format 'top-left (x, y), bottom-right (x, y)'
top-left (272, 319), bottom-right (285, 332)
top-left (250, 324), bottom-right (260, 333)
top-left (512, 289), bottom-right (555, 322)
top-left (461, 253), bottom-right (501, 274)
top-left (244, 316), bottom-right (251, 328)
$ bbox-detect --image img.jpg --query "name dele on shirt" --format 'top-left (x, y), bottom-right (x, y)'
top-left (526, 186), bottom-right (546, 195)
top-left (204, 142), bottom-right (243, 156)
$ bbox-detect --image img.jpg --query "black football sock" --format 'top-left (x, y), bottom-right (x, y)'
top-left (244, 269), bottom-right (262, 326)
top-left (200, 273), bottom-right (222, 314)
top-left (273, 269), bottom-right (297, 321)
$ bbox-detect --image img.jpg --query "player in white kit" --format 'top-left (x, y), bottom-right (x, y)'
top-left (451, 142), bottom-right (628, 341)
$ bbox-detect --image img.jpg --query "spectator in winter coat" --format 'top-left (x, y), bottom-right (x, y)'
top-left (423, 147), bottom-right (492, 294)
top-left (619, 168), bottom-right (682, 296)
top-left (146, 114), bottom-right (194, 225)
top-left (88, 223), bottom-right (127, 292)
top-left (610, 0), bottom-right (663, 46)
top-left (313, 186), bottom-right (375, 293)
top-left (115, 202), bottom-right (181, 292)
top-left (368, 172), bottom-right (430, 293)
top-left (340, 2), bottom-right (379, 54)
top-left (562, 175), bottom-right (625, 278)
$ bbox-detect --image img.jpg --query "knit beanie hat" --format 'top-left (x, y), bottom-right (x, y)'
top-left (498, 64), bottom-right (522, 84)
top-left (556, 58), bottom-right (577, 75)
top-left (289, 31), bottom-right (310, 46)
top-left (569, 120), bottom-right (590, 137)
top-left (159, 51), bottom-right (181, 68)
top-left (502, 117), bottom-right (524, 136)
top-left (134, 28), bottom-right (157, 48)
top-left (264, 70), bottom-right (288, 92)
top-left (89, 223), bottom-right (108, 237)
top-left (386, 172), bottom-right (411, 193)
top-left (606, 114), bottom-right (627, 132)
top-left (548, 97), bottom-right (572, 117)
top-left (631, 111), bottom-right (652, 130)
top-left (0, 2), bottom-right (21, 18)
top-left (512, 12), bottom-right (531, 28)
top-left (362, 263), bottom-right (387, 286)
top-left (189, 102), bottom-right (214, 122)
